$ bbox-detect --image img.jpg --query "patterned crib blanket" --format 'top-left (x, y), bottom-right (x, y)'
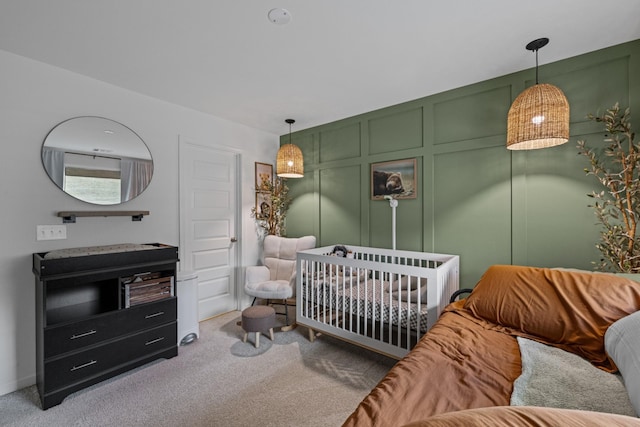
top-left (301, 274), bottom-right (429, 332)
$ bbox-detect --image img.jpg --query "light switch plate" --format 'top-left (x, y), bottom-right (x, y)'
top-left (37, 225), bottom-right (67, 241)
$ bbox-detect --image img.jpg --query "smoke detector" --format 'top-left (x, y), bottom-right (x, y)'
top-left (267, 8), bottom-right (291, 25)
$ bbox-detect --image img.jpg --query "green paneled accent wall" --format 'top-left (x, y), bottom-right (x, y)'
top-left (285, 171), bottom-right (317, 238)
top-left (511, 141), bottom-right (600, 268)
top-left (319, 123), bottom-right (361, 162)
top-left (284, 132), bottom-right (317, 238)
top-left (283, 39), bottom-right (640, 288)
top-left (434, 146), bottom-right (511, 287)
top-left (433, 85), bottom-right (512, 145)
top-left (558, 56), bottom-right (629, 124)
top-left (368, 107), bottom-right (423, 154)
top-left (319, 165), bottom-right (362, 246)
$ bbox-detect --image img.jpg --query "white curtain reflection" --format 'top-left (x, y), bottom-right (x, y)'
top-left (121, 158), bottom-right (153, 202)
top-left (42, 147), bottom-right (65, 188)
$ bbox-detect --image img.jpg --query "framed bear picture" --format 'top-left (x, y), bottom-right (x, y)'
top-left (371, 158), bottom-right (417, 200)
top-left (255, 162), bottom-right (273, 191)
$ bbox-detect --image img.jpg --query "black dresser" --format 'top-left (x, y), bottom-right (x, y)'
top-left (32, 243), bottom-right (179, 409)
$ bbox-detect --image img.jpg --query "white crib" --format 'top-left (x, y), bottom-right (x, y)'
top-left (296, 245), bottom-right (459, 359)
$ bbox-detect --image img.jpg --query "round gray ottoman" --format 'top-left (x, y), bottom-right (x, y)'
top-left (241, 305), bottom-right (276, 348)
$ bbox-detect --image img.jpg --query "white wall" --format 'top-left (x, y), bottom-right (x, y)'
top-left (0, 49), bottom-right (278, 396)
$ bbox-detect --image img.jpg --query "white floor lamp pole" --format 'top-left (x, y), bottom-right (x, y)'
top-left (384, 195), bottom-right (398, 251)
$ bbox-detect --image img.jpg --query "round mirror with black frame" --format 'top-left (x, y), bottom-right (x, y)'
top-left (41, 116), bottom-right (153, 205)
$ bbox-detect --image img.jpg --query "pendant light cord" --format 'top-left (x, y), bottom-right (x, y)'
top-left (535, 48), bottom-right (539, 84)
top-left (285, 118), bottom-right (295, 144)
top-left (525, 38), bottom-right (548, 85)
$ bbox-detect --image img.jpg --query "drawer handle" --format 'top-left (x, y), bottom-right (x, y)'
top-left (145, 311), bottom-right (165, 319)
top-left (145, 337), bottom-right (165, 346)
top-left (70, 360), bottom-right (97, 371)
top-left (70, 330), bottom-right (97, 340)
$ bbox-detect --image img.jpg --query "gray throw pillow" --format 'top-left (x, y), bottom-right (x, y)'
top-left (384, 277), bottom-right (428, 302)
top-left (385, 285), bottom-right (428, 302)
top-left (605, 310), bottom-right (640, 417)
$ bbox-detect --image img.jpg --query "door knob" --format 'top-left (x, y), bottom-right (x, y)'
top-left (230, 237), bottom-right (237, 243)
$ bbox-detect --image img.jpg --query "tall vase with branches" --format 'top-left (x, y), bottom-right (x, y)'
top-left (577, 103), bottom-right (639, 272)
top-left (251, 177), bottom-right (292, 237)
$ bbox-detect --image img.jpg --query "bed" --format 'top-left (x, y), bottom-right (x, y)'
top-left (342, 265), bottom-right (640, 427)
top-left (295, 244), bottom-right (459, 359)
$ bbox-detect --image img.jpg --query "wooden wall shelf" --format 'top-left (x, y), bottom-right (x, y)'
top-left (57, 211), bottom-right (150, 223)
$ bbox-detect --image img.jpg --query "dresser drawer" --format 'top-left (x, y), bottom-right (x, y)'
top-left (44, 298), bottom-right (177, 358)
top-left (45, 322), bottom-right (176, 392)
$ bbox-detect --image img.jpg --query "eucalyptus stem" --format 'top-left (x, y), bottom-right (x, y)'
top-left (577, 103), bottom-right (639, 272)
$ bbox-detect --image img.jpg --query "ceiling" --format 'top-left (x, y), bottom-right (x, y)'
top-left (2, 1), bottom-right (640, 136)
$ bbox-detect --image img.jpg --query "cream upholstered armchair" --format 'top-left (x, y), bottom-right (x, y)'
top-left (245, 235), bottom-right (316, 325)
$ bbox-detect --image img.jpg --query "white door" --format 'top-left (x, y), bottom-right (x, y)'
top-left (179, 138), bottom-right (239, 321)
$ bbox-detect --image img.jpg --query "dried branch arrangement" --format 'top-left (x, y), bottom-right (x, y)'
top-left (251, 177), bottom-right (292, 237)
top-left (577, 103), bottom-right (639, 272)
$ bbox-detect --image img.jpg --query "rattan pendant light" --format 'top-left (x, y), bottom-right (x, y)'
top-left (507, 38), bottom-right (570, 150)
top-left (276, 119), bottom-right (304, 178)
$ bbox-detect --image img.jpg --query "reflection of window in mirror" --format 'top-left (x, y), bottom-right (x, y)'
top-left (42, 117), bottom-right (154, 205)
top-left (63, 153), bottom-right (121, 205)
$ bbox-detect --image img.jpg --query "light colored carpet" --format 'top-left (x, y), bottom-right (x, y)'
top-left (1, 311), bottom-right (396, 427)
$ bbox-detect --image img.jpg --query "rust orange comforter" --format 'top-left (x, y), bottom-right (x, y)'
top-left (342, 265), bottom-right (640, 427)
top-left (403, 406), bottom-right (640, 427)
top-left (342, 302), bottom-right (521, 427)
